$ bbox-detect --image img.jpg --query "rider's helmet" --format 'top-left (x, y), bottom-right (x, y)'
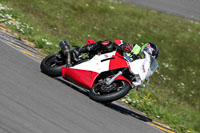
top-left (141, 42), bottom-right (159, 59)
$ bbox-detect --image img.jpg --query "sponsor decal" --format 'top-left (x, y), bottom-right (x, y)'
top-left (142, 65), bottom-right (146, 72)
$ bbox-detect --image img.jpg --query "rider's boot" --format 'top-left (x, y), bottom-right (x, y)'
top-left (71, 47), bottom-right (82, 62)
top-left (71, 45), bottom-right (89, 61)
top-left (73, 43), bottom-right (97, 55)
top-left (72, 43), bottom-right (99, 60)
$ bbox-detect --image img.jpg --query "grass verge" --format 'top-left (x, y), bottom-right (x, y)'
top-left (1, 0), bottom-right (200, 132)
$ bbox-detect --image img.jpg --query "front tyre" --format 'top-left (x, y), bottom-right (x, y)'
top-left (89, 80), bottom-right (131, 103)
top-left (40, 51), bottom-right (66, 77)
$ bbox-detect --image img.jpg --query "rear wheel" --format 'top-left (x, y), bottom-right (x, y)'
top-left (89, 80), bottom-right (131, 103)
top-left (40, 51), bottom-right (66, 77)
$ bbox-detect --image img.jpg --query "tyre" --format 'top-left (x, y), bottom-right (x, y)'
top-left (40, 51), bottom-right (66, 77)
top-left (89, 80), bottom-right (131, 103)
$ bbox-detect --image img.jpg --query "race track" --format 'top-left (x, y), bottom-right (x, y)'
top-left (123, 0), bottom-right (200, 21)
top-left (0, 35), bottom-right (163, 133)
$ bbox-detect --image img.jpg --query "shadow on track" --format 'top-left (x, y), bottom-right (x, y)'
top-left (103, 102), bottom-right (152, 122)
top-left (54, 77), bottom-right (152, 123)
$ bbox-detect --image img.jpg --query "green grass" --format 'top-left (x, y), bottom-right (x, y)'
top-left (1, 0), bottom-right (200, 132)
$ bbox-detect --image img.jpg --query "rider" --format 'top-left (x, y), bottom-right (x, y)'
top-left (59, 40), bottom-right (159, 66)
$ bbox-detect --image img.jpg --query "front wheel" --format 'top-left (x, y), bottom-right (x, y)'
top-left (89, 80), bottom-right (131, 103)
top-left (40, 51), bottom-right (66, 77)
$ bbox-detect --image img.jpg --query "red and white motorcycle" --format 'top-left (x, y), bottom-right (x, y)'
top-left (40, 47), bottom-right (158, 102)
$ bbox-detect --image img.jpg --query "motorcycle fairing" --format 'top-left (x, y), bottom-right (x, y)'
top-left (109, 54), bottom-right (130, 71)
top-left (62, 67), bottom-right (133, 89)
top-left (129, 52), bottom-right (151, 81)
top-left (62, 51), bottom-right (131, 89)
top-left (62, 67), bottom-right (99, 89)
top-left (115, 75), bottom-right (133, 88)
top-left (67, 51), bottom-right (129, 73)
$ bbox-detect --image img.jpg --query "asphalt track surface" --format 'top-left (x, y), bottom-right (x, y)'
top-left (123, 0), bottom-right (200, 21)
top-left (0, 38), bottom-right (164, 132)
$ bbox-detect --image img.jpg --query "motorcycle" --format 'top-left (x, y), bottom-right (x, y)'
top-left (40, 43), bottom-right (158, 102)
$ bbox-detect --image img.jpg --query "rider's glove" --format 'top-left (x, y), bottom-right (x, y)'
top-left (131, 53), bottom-right (137, 60)
top-left (130, 53), bottom-right (142, 60)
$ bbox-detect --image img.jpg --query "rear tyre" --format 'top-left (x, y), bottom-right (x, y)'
top-left (89, 80), bottom-right (131, 103)
top-left (40, 51), bottom-right (66, 77)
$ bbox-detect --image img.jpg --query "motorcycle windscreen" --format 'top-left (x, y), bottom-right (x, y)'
top-left (149, 57), bottom-right (158, 76)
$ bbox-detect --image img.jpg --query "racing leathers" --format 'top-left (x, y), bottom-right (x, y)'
top-left (74, 40), bottom-right (124, 56)
top-left (73, 40), bottom-right (140, 58)
top-left (59, 40), bottom-right (142, 66)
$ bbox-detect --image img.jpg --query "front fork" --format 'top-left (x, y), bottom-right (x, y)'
top-left (105, 67), bottom-right (150, 89)
top-left (105, 68), bottom-right (128, 85)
